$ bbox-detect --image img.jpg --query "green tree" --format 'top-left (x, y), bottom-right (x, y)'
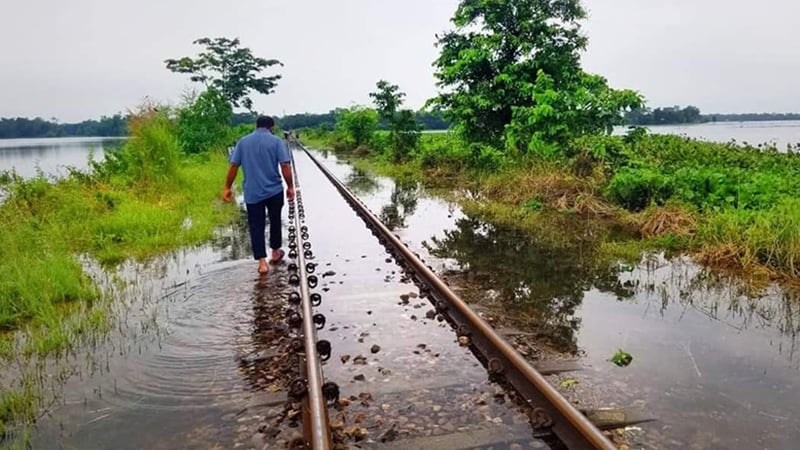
top-left (176, 88), bottom-right (233, 154)
top-left (165, 37), bottom-right (282, 111)
top-left (432, 0), bottom-right (588, 144)
top-left (369, 80), bottom-right (405, 121)
top-left (431, 0), bottom-right (641, 151)
top-left (505, 71), bottom-right (642, 156)
top-left (369, 81), bottom-right (421, 160)
top-left (389, 109), bottom-right (422, 161)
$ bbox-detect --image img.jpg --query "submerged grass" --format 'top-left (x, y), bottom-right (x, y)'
top-left (0, 110), bottom-right (240, 437)
top-left (0, 151), bottom-right (236, 346)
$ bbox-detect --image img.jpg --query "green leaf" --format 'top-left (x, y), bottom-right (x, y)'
top-left (610, 349), bottom-right (633, 367)
top-left (559, 378), bottom-right (580, 388)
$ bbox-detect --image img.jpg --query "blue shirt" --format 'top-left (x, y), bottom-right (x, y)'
top-left (229, 129), bottom-right (291, 204)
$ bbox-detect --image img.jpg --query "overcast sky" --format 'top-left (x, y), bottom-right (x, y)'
top-left (1, 0), bottom-right (798, 122)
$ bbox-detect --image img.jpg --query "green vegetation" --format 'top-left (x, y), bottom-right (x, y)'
top-left (177, 88), bottom-right (234, 154)
top-left (0, 36), bottom-right (283, 438)
top-left (625, 106), bottom-right (703, 126)
top-left (429, 0), bottom-right (641, 148)
top-left (610, 349), bottom-right (633, 367)
top-left (165, 37), bottom-right (283, 112)
top-left (369, 80), bottom-right (422, 161)
top-left (301, 0), bottom-right (800, 284)
top-left (0, 104), bottom-right (241, 436)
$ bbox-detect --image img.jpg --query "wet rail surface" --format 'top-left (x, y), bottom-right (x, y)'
top-left (286, 145), bottom-right (646, 449)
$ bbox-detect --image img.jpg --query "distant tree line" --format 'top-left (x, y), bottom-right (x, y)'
top-left (233, 110), bottom-right (451, 131)
top-left (624, 106), bottom-right (703, 125)
top-left (0, 115), bottom-right (128, 139)
top-left (705, 112), bottom-right (800, 122)
top-left (625, 106), bottom-right (800, 126)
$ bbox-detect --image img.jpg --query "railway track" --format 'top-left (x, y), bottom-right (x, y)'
top-left (283, 142), bottom-right (652, 450)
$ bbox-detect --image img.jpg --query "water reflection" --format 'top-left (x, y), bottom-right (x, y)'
top-left (379, 179), bottom-right (419, 230)
top-left (623, 258), bottom-right (800, 363)
top-left (210, 210), bottom-right (253, 261)
top-left (344, 167), bottom-right (380, 196)
top-left (423, 216), bottom-right (635, 353)
top-left (0, 137), bottom-right (122, 179)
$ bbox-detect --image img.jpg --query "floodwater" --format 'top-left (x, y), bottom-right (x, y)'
top-left (311, 149), bottom-right (800, 449)
top-left (0, 137), bottom-right (121, 178)
top-left (615, 120), bottom-right (800, 149)
top-left (12, 149), bottom-right (544, 449)
top-left (4, 144), bottom-right (799, 449)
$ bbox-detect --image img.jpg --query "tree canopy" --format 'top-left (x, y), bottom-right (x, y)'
top-left (431, 0), bottom-right (641, 152)
top-left (165, 37), bottom-right (283, 111)
top-left (369, 80), bottom-right (406, 121)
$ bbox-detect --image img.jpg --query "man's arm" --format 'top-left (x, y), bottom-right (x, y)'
top-left (281, 162), bottom-right (295, 201)
top-left (223, 164), bottom-right (239, 202)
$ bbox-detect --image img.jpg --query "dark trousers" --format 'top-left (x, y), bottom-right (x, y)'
top-left (246, 193), bottom-right (284, 260)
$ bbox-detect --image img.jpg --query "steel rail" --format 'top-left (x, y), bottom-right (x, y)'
top-left (297, 144), bottom-right (616, 450)
top-left (288, 153), bottom-right (332, 450)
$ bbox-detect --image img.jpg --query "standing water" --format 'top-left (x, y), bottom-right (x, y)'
top-left (312, 148), bottom-right (800, 449)
top-left (615, 120), bottom-right (800, 149)
top-left (0, 137), bottom-right (121, 178)
top-left (4, 144), bottom-right (799, 449)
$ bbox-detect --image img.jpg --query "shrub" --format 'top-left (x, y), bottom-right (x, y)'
top-left (98, 109), bottom-right (181, 186)
top-left (177, 89), bottom-right (233, 154)
top-left (335, 107), bottom-right (379, 150)
top-left (606, 168), bottom-right (673, 211)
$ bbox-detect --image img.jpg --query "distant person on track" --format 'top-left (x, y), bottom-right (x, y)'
top-left (223, 116), bottom-right (295, 275)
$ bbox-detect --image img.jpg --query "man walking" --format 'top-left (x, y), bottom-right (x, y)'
top-left (223, 116), bottom-right (295, 274)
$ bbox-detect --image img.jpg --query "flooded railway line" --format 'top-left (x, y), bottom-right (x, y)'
top-left (279, 144), bottom-right (652, 449)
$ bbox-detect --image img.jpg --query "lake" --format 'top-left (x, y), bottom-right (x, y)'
top-left (617, 120), bottom-right (800, 149)
top-left (0, 137), bottom-right (122, 179)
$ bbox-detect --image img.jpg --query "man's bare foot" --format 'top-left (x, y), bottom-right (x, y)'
top-left (258, 258), bottom-right (269, 274)
top-left (269, 249), bottom-right (285, 265)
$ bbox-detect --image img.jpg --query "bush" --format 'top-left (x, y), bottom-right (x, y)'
top-left (336, 107), bottom-right (379, 150)
top-left (415, 134), bottom-right (470, 169)
top-left (606, 168), bottom-right (673, 211)
top-left (98, 109), bottom-right (181, 186)
top-left (177, 89), bottom-right (233, 154)
top-left (469, 144), bottom-right (506, 171)
top-left (389, 110), bottom-right (422, 161)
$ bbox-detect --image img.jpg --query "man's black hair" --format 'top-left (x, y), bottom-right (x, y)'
top-left (256, 116), bottom-right (275, 129)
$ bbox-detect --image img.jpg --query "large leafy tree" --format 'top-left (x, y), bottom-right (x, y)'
top-left (165, 37), bottom-right (282, 111)
top-left (431, 0), bottom-right (640, 150)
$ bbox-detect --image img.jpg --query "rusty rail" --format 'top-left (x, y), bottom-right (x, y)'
top-left (286, 155), bottom-right (333, 450)
top-left (296, 143), bottom-right (617, 450)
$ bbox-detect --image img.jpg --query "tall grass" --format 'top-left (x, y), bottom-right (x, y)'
top-left (0, 110), bottom-right (237, 351)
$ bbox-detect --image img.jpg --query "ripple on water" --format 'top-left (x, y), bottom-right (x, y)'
top-left (103, 262), bottom-right (290, 410)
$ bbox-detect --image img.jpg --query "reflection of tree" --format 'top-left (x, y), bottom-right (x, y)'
top-left (210, 209), bottom-right (256, 261)
top-left (345, 167), bottom-right (380, 196)
top-left (379, 180), bottom-right (419, 230)
top-left (424, 217), bottom-right (633, 353)
top-left (427, 213), bottom-right (800, 361)
top-left (634, 263), bottom-right (800, 362)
